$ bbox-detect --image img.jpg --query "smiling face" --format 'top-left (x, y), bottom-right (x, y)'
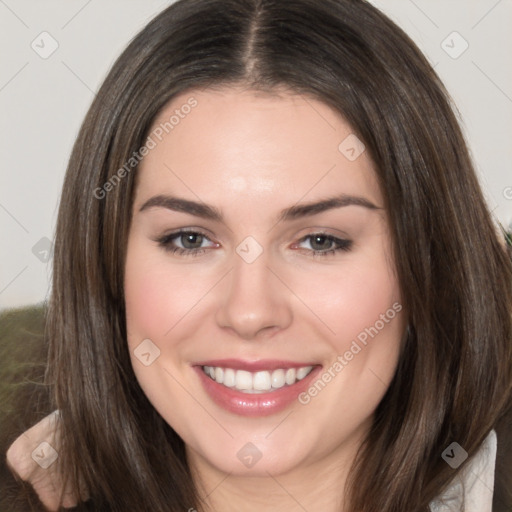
top-left (124, 86), bottom-right (404, 489)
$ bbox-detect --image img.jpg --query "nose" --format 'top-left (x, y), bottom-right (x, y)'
top-left (214, 249), bottom-right (293, 340)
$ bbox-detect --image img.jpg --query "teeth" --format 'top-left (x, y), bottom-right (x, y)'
top-left (236, 370), bottom-right (253, 390)
top-left (296, 366), bottom-right (310, 380)
top-left (223, 368), bottom-right (236, 387)
top-left (202, 365), bottom-right (314, 393)
top-left (271, 369), bottom-right (285, 389)
top-left (285, 368), bottom-right (296, 385)
top-left (253, 371), bottom-right (271, 390)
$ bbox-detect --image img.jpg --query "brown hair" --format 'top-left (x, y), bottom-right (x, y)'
top-left (28, 0), bottom-right (512, 510)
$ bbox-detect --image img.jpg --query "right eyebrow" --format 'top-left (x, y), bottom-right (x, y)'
top-left (139, 195), bottom-right (223, 222)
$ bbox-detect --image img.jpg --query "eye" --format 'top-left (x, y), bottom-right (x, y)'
top-left (156, 229), bottom-right (218, 256)
top-left (155, 230), bottom-right (352, 258)
top-left (293, 233), bottom-right (352, 257)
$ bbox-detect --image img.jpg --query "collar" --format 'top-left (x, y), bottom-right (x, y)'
top-left (430, 430), bottom-right (497, 512)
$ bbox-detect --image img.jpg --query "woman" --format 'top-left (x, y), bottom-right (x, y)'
top-left (4, 0), bottom-right (512, 510)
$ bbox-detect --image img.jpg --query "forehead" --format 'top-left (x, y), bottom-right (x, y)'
top-left (134, 87), bottom-right (382, 212)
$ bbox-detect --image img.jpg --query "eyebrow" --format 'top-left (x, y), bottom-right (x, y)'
top-left (139, 193), bottom-right (381, 222)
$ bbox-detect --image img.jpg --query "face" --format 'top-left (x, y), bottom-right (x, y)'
top-left (124, 86), bottom-right (404, 483)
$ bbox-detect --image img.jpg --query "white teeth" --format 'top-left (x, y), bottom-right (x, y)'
top-left (253, 371), bottom-right (271, 390)
top-left (214, 367), bottom-right (224, 384)
top-left (271, 369), bottom-right (286, 389)
top-left (235, 370), bottom-right (253, 390)
top-left (285, 368), bottom-right (296, 386)
top-left (223, 368), bottom-right (236, 387)
top-left (202, 365), bottom-right (314, 393)
top-left (296, 366), bottom-right (310, 380)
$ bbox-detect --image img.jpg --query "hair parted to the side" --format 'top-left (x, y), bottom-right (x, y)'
top-left (43, 0), bottom-right (512, 510)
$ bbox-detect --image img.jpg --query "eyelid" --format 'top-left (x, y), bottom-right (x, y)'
top-left (156, 227), bottom-right (215, 242)
top-left (293, 226), bottom-right (351, 239)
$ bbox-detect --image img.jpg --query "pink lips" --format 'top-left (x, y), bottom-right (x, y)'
top-left (193, 359), bottom-right (322, 417)
top-left (194, 358), bottom-right (316, 372)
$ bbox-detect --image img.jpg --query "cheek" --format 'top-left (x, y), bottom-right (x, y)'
top-left (293, 242), bottom-right (404, 397)
top-left (125, 271), bottom-right (171, 342)
top-left (301, 257), bottom-right (401, 348)
top-left (123, 244), bottom-right (195, 424)
top-left (295, 259), bottom-right (403, 429)
top-left (124, 245), bottom-right (213, 345)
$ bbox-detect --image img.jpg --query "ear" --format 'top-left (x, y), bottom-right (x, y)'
top-left (5, 411), bottom-right (79, 511)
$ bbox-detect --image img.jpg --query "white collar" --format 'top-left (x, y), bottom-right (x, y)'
top-left (430, 430), bottom-right (497, 512)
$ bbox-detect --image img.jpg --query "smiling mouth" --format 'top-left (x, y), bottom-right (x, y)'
top-left (201, 365), bottom-right (314, 394)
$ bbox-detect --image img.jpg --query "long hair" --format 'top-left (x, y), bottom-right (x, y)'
top-left (42, 0), bottom-right (512, 510)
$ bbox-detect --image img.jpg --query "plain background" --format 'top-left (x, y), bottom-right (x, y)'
top-left (0, 0), bottom-right (511, 310)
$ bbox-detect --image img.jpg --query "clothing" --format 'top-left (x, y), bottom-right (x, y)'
top-left (430, 430), bottom-right (497, 512)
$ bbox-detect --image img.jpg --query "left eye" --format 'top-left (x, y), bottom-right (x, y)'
top-left (294, 234), bottom-right (352, 255)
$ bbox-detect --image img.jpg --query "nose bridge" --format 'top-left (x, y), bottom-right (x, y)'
top-left (215, 244), bottom-right (292, 339)
top-left (231, 250), bottom-right (272, 301)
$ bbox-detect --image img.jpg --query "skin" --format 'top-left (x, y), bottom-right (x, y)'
top-left (6, 412), bottom-right (80, 511)
top-left (124, 86), bottom-right (405, 512)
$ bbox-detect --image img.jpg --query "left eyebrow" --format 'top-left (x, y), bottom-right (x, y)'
top-left (138, 193), bottom-right (381, 222)
top-left (278, 194), bottom-right (381, 222)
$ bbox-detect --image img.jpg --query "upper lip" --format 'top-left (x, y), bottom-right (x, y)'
top-left (193, 359), bottom-right (321, 372)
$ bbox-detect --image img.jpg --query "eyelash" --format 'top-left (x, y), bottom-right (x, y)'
top-left (156, 229), bottom-right (353, 258)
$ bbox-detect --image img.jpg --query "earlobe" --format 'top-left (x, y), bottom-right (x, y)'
top-left (5, 410), bottom-right (79, 511)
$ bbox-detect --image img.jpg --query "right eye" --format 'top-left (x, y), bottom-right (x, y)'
top-left (156, 229), bottom-right (219, 256)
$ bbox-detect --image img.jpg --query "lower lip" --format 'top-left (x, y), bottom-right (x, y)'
top-left (194, 365), bottom-right (322, 417)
